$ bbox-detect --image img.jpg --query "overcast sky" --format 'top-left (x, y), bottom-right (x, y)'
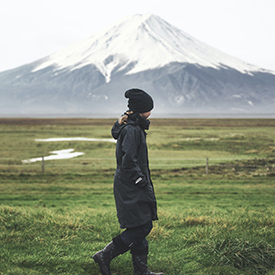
top-left (0, 0), bottom-right (274, 72)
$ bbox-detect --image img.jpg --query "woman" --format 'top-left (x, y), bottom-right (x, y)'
top-left (93, 88), bottom-right (163, 275)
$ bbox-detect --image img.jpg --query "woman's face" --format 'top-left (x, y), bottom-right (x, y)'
top-left (139, 111), bottom-right (151, 119)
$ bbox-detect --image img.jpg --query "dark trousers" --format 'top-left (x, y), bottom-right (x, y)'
top-left (120, 220), bottom-right (153, 252)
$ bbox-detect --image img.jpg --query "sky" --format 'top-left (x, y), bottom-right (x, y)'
top-left (0, 0), bottom-right (274, 73)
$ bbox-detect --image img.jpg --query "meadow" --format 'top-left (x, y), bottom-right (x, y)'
top-left (0, 118), bottom-right (275, 275)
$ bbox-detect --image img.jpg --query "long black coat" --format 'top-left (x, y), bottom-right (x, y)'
top-left (111, 118), bottom-right (158, 229)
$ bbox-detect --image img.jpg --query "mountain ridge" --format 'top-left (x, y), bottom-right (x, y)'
top-left (31, 14), bottom-right (273, 78)
top-left (0, 13), bottom-right (275, 116)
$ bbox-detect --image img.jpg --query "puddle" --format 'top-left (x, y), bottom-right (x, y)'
top-left (22, 137), bottom-right (116, 163)
top-left (35, 137), bottom-right (116, 143)
top-left (22, 149), bottom-right (84, 163)
top-left (182, 138), bottom-right (219, 141)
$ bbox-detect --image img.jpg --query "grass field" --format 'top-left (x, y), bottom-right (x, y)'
top-left (0, 118), bottom-right (275, 275)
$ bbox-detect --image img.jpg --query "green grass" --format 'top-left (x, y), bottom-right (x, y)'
top-left (0, 118), bottom-right (275, 274)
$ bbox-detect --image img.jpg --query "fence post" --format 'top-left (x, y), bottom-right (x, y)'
top-left (42, 156), bottom-right (45, 173)
top-left (206, 157), bottom-right (209, 174)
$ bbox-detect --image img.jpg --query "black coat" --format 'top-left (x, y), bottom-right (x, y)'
top-left (111, 117), bottom-right (158, 229)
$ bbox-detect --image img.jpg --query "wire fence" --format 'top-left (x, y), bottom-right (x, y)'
top-left (1, 156), bottom-right (275, 176)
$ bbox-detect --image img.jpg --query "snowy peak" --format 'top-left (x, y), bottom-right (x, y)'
top-left (33, 13), bottom-right (271, 82)
top-left (1, 14), bottom-right (275, 116)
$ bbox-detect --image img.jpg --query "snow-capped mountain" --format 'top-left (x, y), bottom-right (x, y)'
top-left (0, 13), bottom-right (275, 116)
top-left (32, 14), bottom-right (267, 78)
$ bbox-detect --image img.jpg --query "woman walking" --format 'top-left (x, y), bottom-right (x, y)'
top-left (93, 88), bottom-right (163, 275)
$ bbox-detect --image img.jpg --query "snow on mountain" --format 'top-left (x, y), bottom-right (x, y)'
top-left (32, 14), bottom-right (271, 83)
top-left (1, 13), bottom-right (275, 116)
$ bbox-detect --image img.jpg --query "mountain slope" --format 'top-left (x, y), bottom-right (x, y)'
top-left (32, 14), bottom-right (270, 78)
top-left (0, 14), bottom-right (275, 115)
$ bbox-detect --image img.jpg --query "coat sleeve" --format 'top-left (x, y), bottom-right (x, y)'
top-left (120, 126), bottom-right (147, 188)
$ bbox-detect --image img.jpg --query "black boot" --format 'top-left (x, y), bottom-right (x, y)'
top-left (93, 235), bottom-right (129, 275)
top-left (131, 247), bottom-right (164, 275)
